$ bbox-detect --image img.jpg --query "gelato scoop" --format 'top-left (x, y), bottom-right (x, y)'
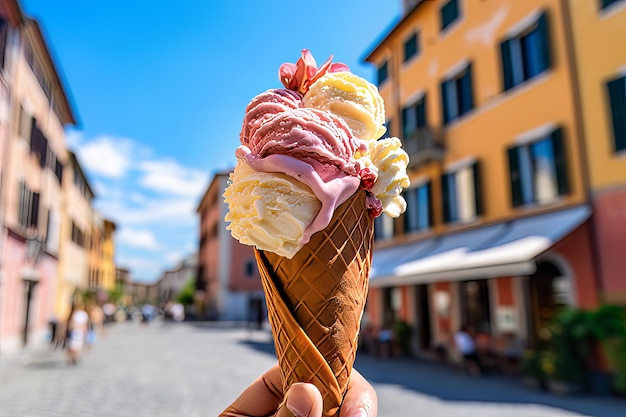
top-left (303, 71), bottom-right (386, 141)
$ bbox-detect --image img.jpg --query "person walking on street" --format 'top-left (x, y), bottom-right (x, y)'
top-left (66, 301), bottom-right (89, 365)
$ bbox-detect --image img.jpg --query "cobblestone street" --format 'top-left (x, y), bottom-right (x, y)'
top-left (0, 321), bottom-right (624, 417)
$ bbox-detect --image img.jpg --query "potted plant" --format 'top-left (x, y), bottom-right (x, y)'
top-left (520, 350), bottom-right (547, 390)
top-left (542, 308), bottom-right (588, 395)
top-left (589, 305), bottom-right (626, 396)
top-left (392, 319), bottom-right (413, 357)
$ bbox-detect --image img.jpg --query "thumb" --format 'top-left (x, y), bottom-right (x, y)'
top-left (275, 382), bottom-right (323, 417)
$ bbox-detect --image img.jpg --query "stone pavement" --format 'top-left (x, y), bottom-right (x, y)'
top-left (0, 321), bottom-right (623, 417)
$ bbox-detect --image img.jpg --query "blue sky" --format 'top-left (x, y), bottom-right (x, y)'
top-left (21, 0), bottom-right (401, 282)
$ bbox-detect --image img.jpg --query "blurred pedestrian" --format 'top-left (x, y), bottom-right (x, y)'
top-left (377, 323), bottom-right (393, 360)
top-left (454, 324), bottom-right (481, 377)
top-left (66, 301), bottom-right (89, 365)
top-left (87, 301), bottom-right (105, 345)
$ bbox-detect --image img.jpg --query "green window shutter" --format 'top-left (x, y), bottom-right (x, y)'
top-left (441, 174), bottom-right (451, 223)
top-left (460, 64), bottom-right (474, 115)
top-left (441, 0), bottom-right (459, 31)
top-left (425, 181), bottom-right (434, 227)
top-left (607, 77), bottom-right (626, 152)
top-left (31, 192), bottom-right (40, 227)
top-left (500, 39), bottom-right (514, 91)
top-left (551, 128), bottom-right (569, 196)
top-left (402, 106), bottom-right (411, 138)
top-left (417, 96), bottom-right (427, 128)
top-left (472, 161), bottom-right (483, 216)
top-left (537, 12), bottom-right (551, 73)
top-left (377, 60), bottom-right (388, 85)
top-left (507, 147), bottom-right (523, 207)
top-left (441, 81), bottom-right (450, 125)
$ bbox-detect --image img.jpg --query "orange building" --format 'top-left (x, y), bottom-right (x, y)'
top-left (363, 0), bottom-right (625, 360)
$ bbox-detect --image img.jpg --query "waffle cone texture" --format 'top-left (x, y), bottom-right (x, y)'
top-left (254, 190), bottom-right (374, 417)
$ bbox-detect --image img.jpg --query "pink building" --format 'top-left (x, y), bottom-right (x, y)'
top-left (0, 1), bottom-right (77, 354)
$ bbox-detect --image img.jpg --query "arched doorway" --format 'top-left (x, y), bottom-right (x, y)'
top-left (527, 260), bottom-right (572, 348)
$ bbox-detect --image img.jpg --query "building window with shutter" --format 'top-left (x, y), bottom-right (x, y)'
top-left (606, 75), bottom-right (626, 153)
top-left (244, 260), bottom-right (256, 278)
top-left (374, 214), bottom-right (395, 241)
top-left (441, 64), bottom-right (473, 125)
top-left (600, 0), bottom-right (624, 11)
top-left (377, 59), bottom-right (389, 86)
top-left (440, 0), bottom-right (460, 32)
top-left (18, 182), bottom-right (39, 229)
top-left (404, 181), bottom-right (432, 233)
top-left (500, 12), bottom-right (551, 92)
top-left (403, 32), bottom-right (419, 63)
top-left (402, 95), bottom-right (427, 139)
top-left (507, 128), bottom-right (568, 207)
top-left (441, 161), bottom-right (482, 224)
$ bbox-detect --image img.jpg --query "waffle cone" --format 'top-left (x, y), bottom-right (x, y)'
top-left (254, 190), bottom-right (374, 417)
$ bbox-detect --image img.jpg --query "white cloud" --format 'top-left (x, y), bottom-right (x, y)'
top-left (101, 197), bottom-right (198, 226)
top-left (138, 159), bottom-right (207, 197)
top-left (165, 251), bottom-right (184, 265)
top-left (116, 257), bottom-right (160, 282)
top-left (65, 129), bottom-right (83, 148)
top-left (75, 135), bottom-right (133, 178)
top-left (117, 228), bottom-right (160, 250)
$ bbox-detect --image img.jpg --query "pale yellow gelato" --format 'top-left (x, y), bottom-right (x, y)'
top-left (224, 162), bottom-right (321, 258)
top-left (357, 137), bottom-right (410, 218)
top-left (303, 72), bottom-right (386, 141)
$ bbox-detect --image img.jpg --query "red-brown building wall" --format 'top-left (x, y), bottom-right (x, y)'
top-left (592, 188), bottom-right (626, 304)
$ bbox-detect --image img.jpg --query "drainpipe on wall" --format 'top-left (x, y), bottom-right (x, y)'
top-left (560, 0), bottom-right (604, 306)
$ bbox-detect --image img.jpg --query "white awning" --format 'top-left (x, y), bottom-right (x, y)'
top-left (370, 205), bottom-right (591, 288)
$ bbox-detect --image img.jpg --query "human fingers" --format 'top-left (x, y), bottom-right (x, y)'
top-left (219, 365), bottom-right (283, 417)
top-left (275, 382), bottom-right (323, 417)
top-left (339, 369), bottom-right (377, 417)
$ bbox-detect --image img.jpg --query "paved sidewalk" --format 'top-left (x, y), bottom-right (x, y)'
top-left (0, 321), bottom-right (623, 417)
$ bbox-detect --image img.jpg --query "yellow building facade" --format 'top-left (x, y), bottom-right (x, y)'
top-left (100, 219), bottom-right (117, 293)
top-left (362, 0), bottom-right (622, 359)
top-left (567, 0), bottom-right (626, 303)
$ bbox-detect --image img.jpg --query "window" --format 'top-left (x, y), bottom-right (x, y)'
top-left (441, 64), bottom-right (473, 125)
top-left (46, 147), bottom-right (63, 184)
top-left (403, 32), bottom-right (419, 63)
top-left (607, 76), bottom-right (626, 152)
top-left (71, 220), bottom-right (85, 247)
top-left (404, 182), bottom-right (432, 233)
top-left (441, 161), bottom-right (482, 224)
top-left (244, 260), bottom-right (256, 278)
top-left (500, 13), bottom-right (551, 91)
top-left (30, 120), bottom-right (48, 167)
top-left (440, 0), bottom-right (460, 32)
top-left (402, 95), bottom-right (427, 138)
top-left (601, 0), bottom-right (624, 10)
top-left (377, 59), bottom-right (389, 85)
top-left (374, 214), bottom-right (394, 241)
top-left (507, 128), bottom-right (568, 207)
top-left (18, 182), bottom-right (39, 228)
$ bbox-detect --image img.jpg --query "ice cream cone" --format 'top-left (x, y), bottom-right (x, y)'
top-left (254, 190), bottom-right (374, 417)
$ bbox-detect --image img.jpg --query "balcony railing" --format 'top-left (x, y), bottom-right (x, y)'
top-left (403, 127), bottom-right (445, 168)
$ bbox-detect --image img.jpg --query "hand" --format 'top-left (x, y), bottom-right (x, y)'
top-left (219, 364), bottom-right (377, 417)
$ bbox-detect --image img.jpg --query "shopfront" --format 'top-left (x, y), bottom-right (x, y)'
top-left (367, 205), bottom-right (595, 363)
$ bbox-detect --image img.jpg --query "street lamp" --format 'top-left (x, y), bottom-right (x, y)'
top-left (22, 232), bottom-right (43, 347)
